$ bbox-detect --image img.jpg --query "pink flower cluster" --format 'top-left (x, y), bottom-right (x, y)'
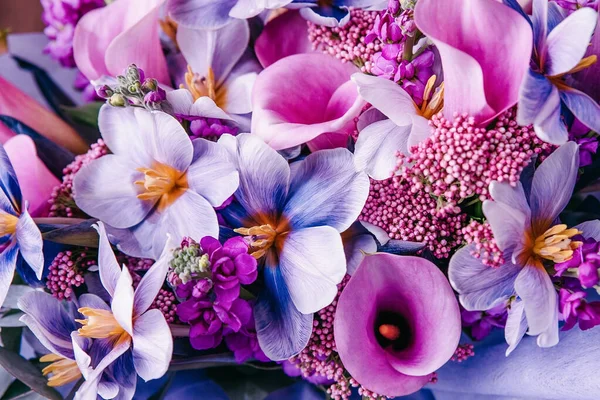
top-left (361, 110), bottom-right (553, 259)
top-left (307, 8), bottom-right (382, 73)
top-left (287, 276), bottom-right (388, 400)
top-left (462, 220), bottom-right (504, 268)
top-left (174, 237), bottom-right (265, 362)
top-left (46, 250), bottom-right (95, 300)
top-left (451, 344), bottom-right (475, 363)
top-left (49, 139), bottom-right (108, 218)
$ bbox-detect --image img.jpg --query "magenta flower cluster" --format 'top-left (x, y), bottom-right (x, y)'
top-left (462, 220), bottom-right (504, 268)
top-left (188, 118), bottom-right (239, 141)
top-left (49, 139), bottom-right (107, 218)
top-left (174, 237), bottom-right (265, 362)
top-left (460, 303), bottom-right (507, 341)
top-left (45, 250), bottom-right (94, 300)
top-left (307, 8), bottom-right (382, 73)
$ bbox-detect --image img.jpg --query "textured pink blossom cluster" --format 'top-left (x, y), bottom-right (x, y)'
top-left (151, 288), bottom-right (178, 324)
top-left (307, 8), bottom-right (382, 73)
top-left (462, 220), bottom-right (504, 268)
top-left (49, 139), bottom-right (108, 218)
top-left (288, 276), bottom-right (388, 400)
top-left (46, 250), bottom-right (95, 300)
top-left (361, 109), bottom-right (553, 258)
top-left (451, 344), bottom-right (475, 362)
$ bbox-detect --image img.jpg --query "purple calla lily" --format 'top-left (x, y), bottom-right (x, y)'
top-left (334, 253), bottom-right (461, 397)
top-left (449, 142), bottom-right (600, 353)
top-left (72, 222), bottom-right (173, 399)
top-left (73, 106), bottom-right (239, 259)
top-left (0, 142), bottom-right (44, 307)
top-left (516, 0), bottom-right (600, 144)
top-left (218, 133), bottom-right (369, 360)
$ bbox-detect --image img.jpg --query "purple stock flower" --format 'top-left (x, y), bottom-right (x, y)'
top-left (224, 304), bottom-right (270, 363)
top-left (559, 288), bottom-right (600, 331)
top-left (461, 303), bottom-right (508, 341)
top-left (449, 142), bottom-right (590, 352)
top-left (569, 119), bottom-right (599, 167)
top-left (202, 236), bottom-right (258, 305)
top-left (555, 0), bottom-right (599, 12)
top-left (0, 143), bottom-right (44, 307)
top-left (73, 106), bottom-right (239, 259)
top-left (71, 222), bottom-right (173, 399)
top-left (516, 0), bottom-right (600, 144)
top-left (555, 235), bottom-right (600, 288)
top-left (218, 133), bottom-right (369, 361)
top-left (334, 253), bottom-right (461, 397)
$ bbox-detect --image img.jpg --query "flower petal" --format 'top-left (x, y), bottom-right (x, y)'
top-left (132, 309), bottom-right (173, 381)
top-left (0, 244), bottom-right (17, 308)
top-left (229, 0), bottom-right (292, 19)
top-left (166, 89), bottom-right (232, 121)
top-left (18, 291), bottom-right (77, 359)
top-left (220, 59), bottom-right (260, 115)
top-left (0, 142), bottom-right (22, 212)
top-left (279, 226), bottom-right (346, 314)
top-left (133, 242), bottom-right (171, 315)
top-left (575, 220), bottom-right (600, 241)
top-left (299, 6), bottom-right (350, 28)
top-left (15, 208), bottom-right (43, 279)
top-left (505, 298), bottom-right (527, 356)
top-left (533, 84), bottom-right (569, 145)
top-left (255, 10), bottom-right (314, 68)
top-left (354, 119), bottom-right (411, 180)
top-left (222, 134), bottom-right (290, 226)
top-left (516, 70), bottom-right (553, 127)
top-left (559, 88), bottom-right (600, 134)
top-left (177, 20), bottom-right (249, 85)
top-left (112, 266), bottom-right (135, 336)
top-left (529, 141), bottom-right (579, 233)
top-left (414, 0), bottom-right (532, 124)
top-left (187, 139), bottom-right (239, 207)
top-left (352, 73), bottom-right (417, 127)
top-left (544, 7), bottom-right (598, 76)
top-left (94, 222), bottom-right (123, 298)
top-left (514, 263), bottom-right (557, 340)
top-left (255, 253), bottom-right (313, 361)
top-left (73, 155), bottom-right (152, 229)
top-left (342, 222), bottom-right (378, 276)
top-left (283, 148), bottom-right (369, 232)
top-left (449, 244), bottom-right (520, 311)
top-left (167, 0), bottom-right (237, 29)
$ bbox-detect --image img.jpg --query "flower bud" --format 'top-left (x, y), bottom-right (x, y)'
top-left (109, 93), bottom-right (126, 107)
top-left (96, 85), bottom-right (114, 99)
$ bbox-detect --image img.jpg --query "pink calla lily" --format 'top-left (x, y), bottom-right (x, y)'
top-left (73, 0), bottom-right (169, 84)
top-left (4, 135), bottom-right (60, 217)
top-left (0, 75), bottom-right (86, 154)
top-left (414, 0), bottom-right (533, 125)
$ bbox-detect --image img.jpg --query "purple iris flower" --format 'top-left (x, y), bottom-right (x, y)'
top-left (73, 106), bottom-right (239, 259)
top-left (70, 222), bottom-right (173, 399)
top-left (0, 143), bottom-right (43, 307)
top-left (516, 0), bottom-right (600, 144)
top-left (449, 142), bottom-right (600, 353)
top-left (218, 134), bottom-right (369, 360)
top-left (287, 0), bottom-right (387, 27)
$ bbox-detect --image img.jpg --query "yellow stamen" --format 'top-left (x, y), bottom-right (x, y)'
top-left (419, 75), bottom-right (444, 119)
top-left (183, 66), bottom-right (228, 108)
top-left (76, 307), bottom-right (126, 339)
top-left (0, 212), bottom-right (18, 236)
top-left (135, 162), bottom-right (188, 211)
top-left (533, 224), bottom-right (582, 263)
top-left (40, 354), bottom-right (81, 387)
top-left (0, 29), bottom-right (10, 56)
top-left (234, 224), bottom-right (278, 259)
top-left (548, 55), bottom-right (597, 80)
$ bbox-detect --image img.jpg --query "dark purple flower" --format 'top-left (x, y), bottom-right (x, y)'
top-left (179, 298), bottom-right (224, 350)
top-left (224, 300), bottom-right (269, 363)
top-left (559, 288), bottom-right (600, 331)
top-left (201, 236), bottom-right (258, 306)
top-left (461, 303), bottom-right (507, 341)
top-left (555, 236), bottom-right (600, 288)
top-left (569, 119), bottom-right (598, 167)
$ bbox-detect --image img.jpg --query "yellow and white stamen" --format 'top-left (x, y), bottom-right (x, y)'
top-left (533, 224), bottom-right (582, 263)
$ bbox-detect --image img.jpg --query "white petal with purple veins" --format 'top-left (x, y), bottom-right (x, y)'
top-left (505, 298), bottom-right (527, 356)
top-left (95, 222), bottom-right (122, 298)
top-left (15, 208), bottom-right (43, 279)
top-left (132, 309), bottom-right (173, 381)
top-left (167, 0), bottom-right (237, 30)
top-left (533, 85), bottom-right (569, 145)
top-left (516, 70), bottom-right (553, 126)
top-left (559, 89), bottom-right (600, 134)
top-left (133, 241), bottom-right (171, 316)
top-left (514, 263), bottom-right (557, 337)
top-left (0, 244), bottom-right (18, 308)
top-left (111, 267), bottom-right (134, 336)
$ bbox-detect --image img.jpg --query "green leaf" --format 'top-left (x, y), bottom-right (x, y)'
top-left (3, 286), bottom-right (35, 310)
top-left (60, 102), bottom-right (103, 127)
top-left (0, 347), bottom-right (62, 400)
top-left (42, 220), bottom-right (99, 247)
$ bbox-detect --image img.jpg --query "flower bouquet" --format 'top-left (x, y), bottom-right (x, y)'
top-left (0, 0), bottom-right (599, 398)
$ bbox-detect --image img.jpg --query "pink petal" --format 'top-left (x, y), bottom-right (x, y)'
top-left (414, 0), bottom-right (533, 125)
top-left (252, 53), bottom-right (364, 150)
top-left (4, 135), bottom-right (59, 217)
top-left (74, 0), bottom-right (169, 84)
top-left (0, 76), bottom-right (87, 153)
top-left (255, 10), bottom-right (315, 68)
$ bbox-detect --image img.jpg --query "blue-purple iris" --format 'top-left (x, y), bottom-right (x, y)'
top-left (288, 0), bottom-right (387, 27)
top-left (218, 134), bottom-right (369, 360)
top-left (515, 0), bottom-right (600, 144)
top-left (0, 143), bottom-right (44, 307)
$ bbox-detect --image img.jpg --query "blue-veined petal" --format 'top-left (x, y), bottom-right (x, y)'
top-left (533, 85), bottom-right (569, 145)
top-left (132, 309), bottom-right (173, 381)
top-left (531, 0), bottom-right (548, 61)
top-left (341, 221), bottom-right (378, 276)
top-left (283, 148), bottom-right (369, 232)
top-left (449, 244), bottom-right (520, 311)
top-left (105, 349), bottom-right (137, 400)
top-left (167, 0), bottom-right (237, 30)
top-left (79, 293), bottom-right (111, 311)
top-left (73, 155), bottom-right (153, 229)
top-left (299, 5), bottom-right (351, 27)
top-left (516, 70), bottom-right (553, 126)
top-left (559, 88), bottom-right (600, 134)
top-left (545, 7), bottom-right (597, 76)
top-left (187, 139), bottom-right (239, 208)
top-left (95, 222), bottom-right (122, 299)
top-left (0, 143), bottom-right (22, 212)
top-left (505, 298), bottom-right (528, 356)
top-left (254, 252), bottom-right (313, 361)
top-left (278, 226), bottom-right (346, 314)
top-left (575, 220), bottom-right (600, 241)
top-left (529, 142), bottom-right (578, 233)
top-left (18, 291), bottom-right (78, 359)
top-left (0, 243), bottom-right (18, 307)
top-left (15, 207), bottom-right (43, 279)
top-left (514, 262), bottom-right (557, 338)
